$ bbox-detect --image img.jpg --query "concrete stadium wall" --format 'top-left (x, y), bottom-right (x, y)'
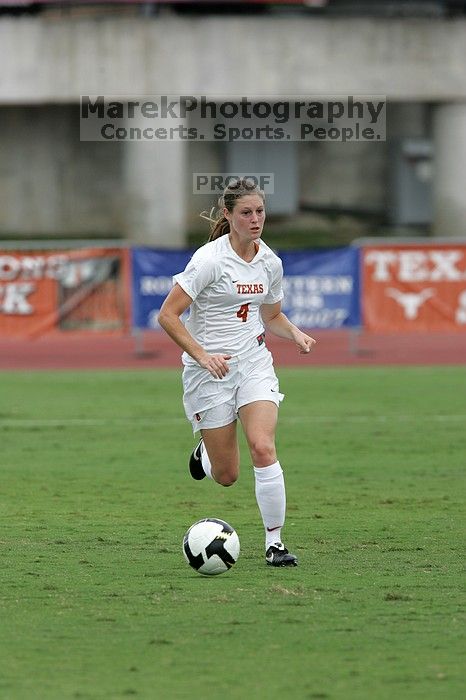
top-left (0, 16), bottom-right (465, 243)
top-left (1, 17), bottom-right (466, 101)
top-left (0, 105), bottom-right (123, 236)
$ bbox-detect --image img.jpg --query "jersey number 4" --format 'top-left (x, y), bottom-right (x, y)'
top-left (236, 303), bottom-right (250, 323)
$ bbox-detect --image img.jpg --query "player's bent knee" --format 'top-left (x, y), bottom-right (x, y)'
top-left (218, 474), bottom-right (237, 487)
top-left (213, 470), bottom-right (238, 487)
top-left (212, 461), bottom-right (239, 487)
top-left (249, 440), bottom-right (276, 466)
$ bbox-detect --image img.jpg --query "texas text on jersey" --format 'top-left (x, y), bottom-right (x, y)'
top-left (173, 234), bottom-right (284, 362)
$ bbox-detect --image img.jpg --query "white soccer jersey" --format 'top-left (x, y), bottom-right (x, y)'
top-left (173, 234), bottom-right (284, 363)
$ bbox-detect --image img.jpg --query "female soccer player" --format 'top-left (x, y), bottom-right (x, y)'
top-left (158, 178), bottom-right (316, 567)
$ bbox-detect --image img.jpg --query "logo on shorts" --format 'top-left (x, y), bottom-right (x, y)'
top-left (195, 413), bottom-right (202, 422)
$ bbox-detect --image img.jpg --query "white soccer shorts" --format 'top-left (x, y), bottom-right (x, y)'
top-left (182, 345), bottom-right (284, 433)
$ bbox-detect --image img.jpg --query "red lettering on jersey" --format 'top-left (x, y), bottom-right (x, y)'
top-left (236, 283), bottom-right (264, 295)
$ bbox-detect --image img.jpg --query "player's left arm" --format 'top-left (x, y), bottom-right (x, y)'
top-left (260, 302), bottom-right (316, 354)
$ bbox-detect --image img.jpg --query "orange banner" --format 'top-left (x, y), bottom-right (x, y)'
top-left (363, 244), bottom-right (466, 332)
top-left (0, 248), bottom-right (130, 337)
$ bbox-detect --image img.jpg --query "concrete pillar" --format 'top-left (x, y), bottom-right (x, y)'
top-left (122, 125), bottom-right (187, 247)
top-left (387, 102), bottom-right (427, 139)
top-left (433, 103), bottom-right (466, 238)
top-left (387, 102), bottom-right (432, 226)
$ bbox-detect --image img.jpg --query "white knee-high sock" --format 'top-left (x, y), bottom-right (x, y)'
top-left (254, 461), bottom-right (286, 550)
top-left (200, 441), bottom-right (213, 479)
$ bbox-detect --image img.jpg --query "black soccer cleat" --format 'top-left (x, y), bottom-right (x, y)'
top-left (189, 438), bottom-right (206, 480)
top-left (266, 542), bottom-right (298, 567)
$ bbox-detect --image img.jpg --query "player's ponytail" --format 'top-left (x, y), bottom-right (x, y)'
top-left (200, 177), bottom-right (265, 242)
top-left (205, 213), bottom-right (230, 241)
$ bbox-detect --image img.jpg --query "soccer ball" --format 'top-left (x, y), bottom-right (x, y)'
top-left (182, 518), bottom-right (240, 576)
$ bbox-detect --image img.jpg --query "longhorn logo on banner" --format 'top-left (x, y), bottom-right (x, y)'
top-left (363, 246), bottom-right (466, 332)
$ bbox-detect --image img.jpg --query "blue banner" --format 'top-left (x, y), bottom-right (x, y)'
top-left (131, 248), bottom-right (192, 330)
top-left (279, 247), bottom-right (360, 328)
top-left (131, 246), bottom-right (360, 330)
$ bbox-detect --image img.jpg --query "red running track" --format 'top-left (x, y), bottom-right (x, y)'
top-left (0, 330), bottom-right (465, 370)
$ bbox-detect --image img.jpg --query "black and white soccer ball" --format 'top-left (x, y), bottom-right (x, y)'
top-left (182, 518), bottom-right (240, 576)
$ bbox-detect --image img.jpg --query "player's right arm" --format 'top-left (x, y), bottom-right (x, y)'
top-left (158, 284), bottom-right (231, 378)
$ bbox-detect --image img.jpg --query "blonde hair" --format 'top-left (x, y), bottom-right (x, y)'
top-left (200, 177), bottom-right (265, 242)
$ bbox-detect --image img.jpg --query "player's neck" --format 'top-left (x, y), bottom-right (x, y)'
top-left (229, 235), bottom-right (260, 263)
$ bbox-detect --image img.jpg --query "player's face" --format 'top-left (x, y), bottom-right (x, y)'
top-left (226, 195), bottom-right (265, 242)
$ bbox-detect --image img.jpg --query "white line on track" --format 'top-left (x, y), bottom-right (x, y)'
top-left (0, 415), bottom-right (465, 429)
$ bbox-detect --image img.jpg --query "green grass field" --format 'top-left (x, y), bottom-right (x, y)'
top-left (1, 367), bottom-right (465, 700)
